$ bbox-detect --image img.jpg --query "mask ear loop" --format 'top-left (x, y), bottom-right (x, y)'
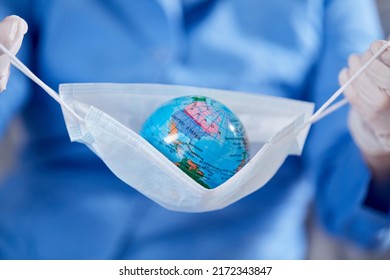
top-left (307, 40), bottom-right (390, 125)
top-left (0, 43), bottom-right (84, 123)
top-left (1, 41), bottom-right (389, 136)
top-left (269, 41), bottom-right (390, 147)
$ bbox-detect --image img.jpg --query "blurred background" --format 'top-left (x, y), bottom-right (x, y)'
top-left (377, 0), bottom-right (390, 36)
top-left (0, 0), bottom-right (389, 259)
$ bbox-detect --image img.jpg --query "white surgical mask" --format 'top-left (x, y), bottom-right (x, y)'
top-left (1, 42), bottom-right (385, 212)
top-left (59, 83), bottom-right (313, 212)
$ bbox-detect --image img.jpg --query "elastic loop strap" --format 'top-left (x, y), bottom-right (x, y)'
top-left (0, 43), bottom-right (83, 123)
top-left (2, 41), bottom-right (389, 128)
top-left (309, 40), bottom-right (390, 124)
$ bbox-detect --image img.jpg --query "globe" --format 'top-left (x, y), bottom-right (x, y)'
top-left (140, 95), bottom-right (250, 189)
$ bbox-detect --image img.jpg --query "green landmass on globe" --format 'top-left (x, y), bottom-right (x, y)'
top-left (140, 95), bottom-right (249, 189)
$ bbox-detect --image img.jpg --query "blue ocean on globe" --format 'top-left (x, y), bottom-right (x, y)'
top-left (140, 95), bottom-right (249, 189)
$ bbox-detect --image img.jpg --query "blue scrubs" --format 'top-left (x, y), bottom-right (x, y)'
top-left (0, 0), bottom-right (388, 259)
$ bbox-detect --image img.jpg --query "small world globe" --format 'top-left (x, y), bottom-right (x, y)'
top-left (140, 95), bottom-right (250, 189)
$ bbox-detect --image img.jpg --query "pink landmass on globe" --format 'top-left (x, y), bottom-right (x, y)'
top-left (184, 101), bottom-right (221, 135)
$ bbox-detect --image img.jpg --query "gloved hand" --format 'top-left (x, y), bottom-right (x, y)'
top-left (339, 40), bottom-right (390, 183)
top-left (0, 15), bottom-right (28, 92)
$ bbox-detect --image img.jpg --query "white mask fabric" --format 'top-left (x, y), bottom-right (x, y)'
top-left (59, 83), bottom-right (313, 212)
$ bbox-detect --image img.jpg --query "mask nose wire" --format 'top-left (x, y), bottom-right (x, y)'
top-left (0, 43), bottom-right (84, 123)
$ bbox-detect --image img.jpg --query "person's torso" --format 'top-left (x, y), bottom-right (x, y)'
top-left (6, 0), bottom-right (324, 259)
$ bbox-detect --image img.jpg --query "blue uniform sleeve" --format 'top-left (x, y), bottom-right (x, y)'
top-left (303, 0), bottom-right (390, 249)
top-left (0, 1), bottom-right (32, 137)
